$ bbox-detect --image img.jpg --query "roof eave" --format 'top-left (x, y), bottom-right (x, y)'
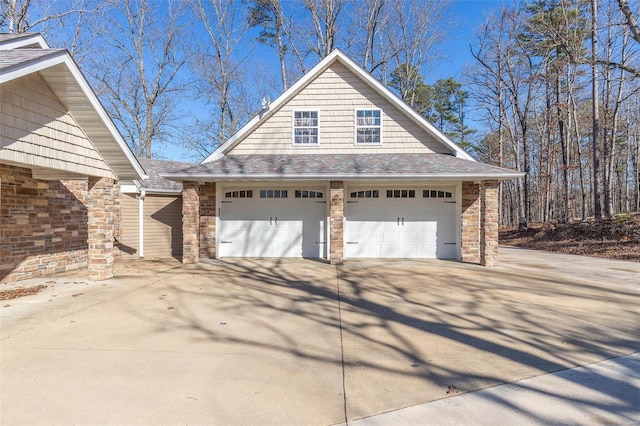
top-left (0, 49), bottom-right (147, 181)
top-left (163, 172), bottom-right (524, 182)
top-left (0, 33), bottom-right (49, 50)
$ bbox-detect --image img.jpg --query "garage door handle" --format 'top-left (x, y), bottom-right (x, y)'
top-left (402, 217), bottom-right (404, 226)
top-left (397, 217), bottom-right (400, 225)
top-left (275, 217), bottom-right (278, 225)
top-left (270, 217), bottom-right (272, 225)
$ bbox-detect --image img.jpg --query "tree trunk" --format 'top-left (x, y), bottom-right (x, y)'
top-left (591, 0), bottom-right (603, 220)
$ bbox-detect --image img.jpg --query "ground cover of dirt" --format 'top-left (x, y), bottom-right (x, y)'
top-left (500, 213), bottom-right (640, 262)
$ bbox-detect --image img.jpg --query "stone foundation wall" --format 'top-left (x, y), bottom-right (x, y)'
top-left (1, 164), bottom-right (89, 283)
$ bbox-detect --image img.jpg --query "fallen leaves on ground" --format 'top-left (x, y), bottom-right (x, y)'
top-left (500, 214), bottom-right (640, 262)
top-left (0, 285), bottom-right (48, 300)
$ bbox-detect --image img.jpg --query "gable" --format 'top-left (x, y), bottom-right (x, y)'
top-left (1, 73), bottom-right (115, 179)
top-left (228, 61), bottom-right (454, 156)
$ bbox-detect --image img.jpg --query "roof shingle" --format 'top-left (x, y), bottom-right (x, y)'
top-left (164, 154), bottom-right (522, 181)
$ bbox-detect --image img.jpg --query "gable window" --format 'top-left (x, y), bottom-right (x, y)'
top-left (295, 190), bottom-right (323, 198)
top-left (293, 111), bottom-right (319, 145)
top-left (423, 189), bottom-right (452, 198)
top-left (355, 109), bottom-right (382, 144)
top-left (386, 189), bottom-right (415, 198)
top-left (350, 190), bottom-right (379, 198)
top-left (225, 190), bottom-right (253, 198)
top-left (260, 189), bottom-right (288, 198)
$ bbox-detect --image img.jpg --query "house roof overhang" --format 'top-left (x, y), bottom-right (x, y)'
top-left (0, 41), bottom-right (146, 182)
top-left (164, 154), bottom-right (524, 183)
top-left (202, 50), bottom-right (475, 163)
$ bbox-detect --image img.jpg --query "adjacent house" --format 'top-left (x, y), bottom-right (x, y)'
top-left (119, 158), bottom-right (195, 260)
top-left (0, 33), bottom-right (146, 283)
top-left (165, 50), bottom-right (522, 266)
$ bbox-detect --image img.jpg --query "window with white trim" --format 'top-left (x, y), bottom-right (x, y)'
top-left (355, 109), bottom-right (381, 144)
top-left (293, 111), bottom-right (319, 145)
top-left (260, 189), bottom-right (288, 198)
top-left (386, 189), bottom-right (415, 198)
top-left (225, 190), bottom-right (253, 198)
top-left (295, 190), bottom-right (323, 198)
top-left (423, 189), bottom-right (452, 198)
top-left (350, 190), bottom-right (379, 198)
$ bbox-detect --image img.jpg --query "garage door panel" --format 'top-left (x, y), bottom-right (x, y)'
top-left (219, 187), bottom-right (326, 258)
top-left (345, 187), bottom-right (456, 259)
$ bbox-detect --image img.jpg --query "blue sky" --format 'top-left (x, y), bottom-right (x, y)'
top-left (164, 0), bottom-right (510, 162)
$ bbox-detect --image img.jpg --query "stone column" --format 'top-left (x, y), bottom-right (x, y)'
top-left (480, 180), bottom-right (500, 267)
top-left (182, 181), bottom-right (200, 264)
top-left (461, 181), bottom-right (480, 264)
top-left (329, 181), bottom-right (344, 264)
top-left (199, 183), bottom-right (216, 259)
top-left (87, 177), bottom-right (115, 281)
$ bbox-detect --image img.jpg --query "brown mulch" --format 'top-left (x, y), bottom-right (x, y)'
top-left (0, 284), bottom-right (48, 301)
top-left (500, 214), bottom-right (640, 262)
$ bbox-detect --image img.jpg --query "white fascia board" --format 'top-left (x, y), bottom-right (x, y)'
top-left (61, 54), bottom-right (147, 181)
top-left (163, 172), bottom-right (524, 182)
top-left (0, 34), bottom-right (49, 50)
top-left (142, 188), bottom-right (183, 195)
top-left (120, 184), bottom-right (139, 193)
top-left (202, 51), bottom-right (344, 164)
top-left (0, 51), bottom-right (67, 83)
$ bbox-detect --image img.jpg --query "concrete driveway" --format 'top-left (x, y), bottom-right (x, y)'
top-left (1, 248), bottom-right (639, 425)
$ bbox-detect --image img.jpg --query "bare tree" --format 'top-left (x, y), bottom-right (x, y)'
top-left (87, 0), bottom-right (187, 158)
top-left (189, 0), bottom-right (255, 155)
top-left (302, 0), bottom-right (343, 59)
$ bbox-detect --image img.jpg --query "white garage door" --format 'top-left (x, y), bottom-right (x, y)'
top-left (219, 187), bottom-right (327, 258)
top-left (345, 187), bottom-right (457, 259)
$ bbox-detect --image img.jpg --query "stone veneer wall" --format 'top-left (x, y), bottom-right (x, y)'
top-left (1, 164), bottom-right (89, 283)
top-left (87, 177), bottom-right (115, 281)
top-left (199, 183), bottom-right (216, 259)
top-left (461, 181), bottom-right (480, 263)
top-left (480, 180), bottom-right (499, 267)
top-left (182, 181), bottom-right (200, 264)
top-left (329, 180), bottom-right (344, 264)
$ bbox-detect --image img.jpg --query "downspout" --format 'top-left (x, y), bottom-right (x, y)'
top-left (138, 190), bottom-right (145, 258)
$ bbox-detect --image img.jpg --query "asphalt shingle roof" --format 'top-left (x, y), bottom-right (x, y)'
top-left (0, 48), bottom-right (64, 72)
top-left (138, 158), bottom-right (196, 192)
top-left (164, 154), bottom-right (522, 181)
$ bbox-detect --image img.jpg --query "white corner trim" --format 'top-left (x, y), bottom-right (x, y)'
top-left (138, 190), bottom-right (145, 258)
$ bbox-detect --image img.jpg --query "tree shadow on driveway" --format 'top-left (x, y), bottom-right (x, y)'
top-left (124, 257), bottom-right (640, 423)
